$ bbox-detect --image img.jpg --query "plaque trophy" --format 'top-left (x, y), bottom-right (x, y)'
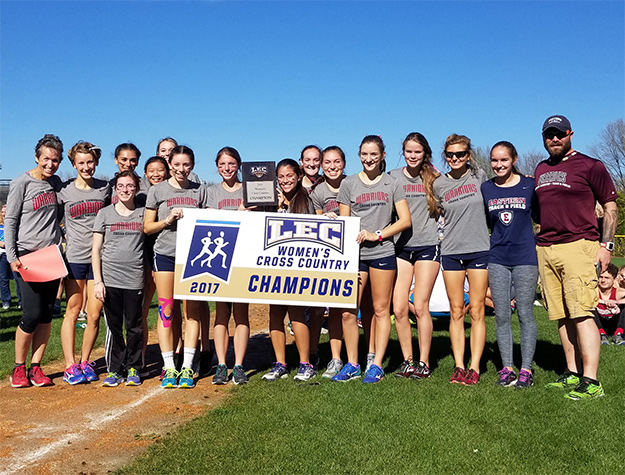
top-left (241, 161), bottom-right (278, 208)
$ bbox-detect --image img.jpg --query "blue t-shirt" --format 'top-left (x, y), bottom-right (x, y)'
top-left (481, 175), bottom-right (537, 266)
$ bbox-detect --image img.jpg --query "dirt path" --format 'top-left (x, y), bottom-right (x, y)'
top-left (0, 304), bottom-right (279, 475)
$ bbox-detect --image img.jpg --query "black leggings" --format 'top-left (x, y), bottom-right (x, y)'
top-left (594, 306), bottom-right (625, 335)
top-left (16, 274), bottom-right (59, 333)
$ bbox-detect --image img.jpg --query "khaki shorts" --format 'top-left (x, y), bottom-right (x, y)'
top-left (536, 240), bottom-right (599, 320)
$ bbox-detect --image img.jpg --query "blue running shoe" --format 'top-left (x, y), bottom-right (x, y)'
top-left (125, 368), bottom-right (141, 386)
top-left (331, 362), bottom-right (361, 382)
top-left (362, 364), bottom-right (385, 384)
top-left (80, 361), bottom-right (98, 382)
top-left (102, 372), bottom-right (124, 387)
top-left (63, 363), bottom-right (87, 385)
top-left (178, 367), bottom-right (195, 388)
top-left (161, 368), bottom-right (178, 388)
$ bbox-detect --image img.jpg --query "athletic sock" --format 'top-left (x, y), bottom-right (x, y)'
top-left (162, 351), bottom-right (175, 370)
top-left (616, 328), bottom-right (624, 335)
top-left (182, 347), bottom-right (196, 369)
top-left (14, 363), bottom-right (25, 370)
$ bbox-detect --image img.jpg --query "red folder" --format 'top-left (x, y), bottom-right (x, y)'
top-left (18, 245), bottom-right (68, 282)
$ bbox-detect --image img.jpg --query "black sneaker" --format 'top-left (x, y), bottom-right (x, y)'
top-left (394, 360), bottom-right (415, 378)
top-left (410, 361), bottom-right (431, 379)
top-left (212, 364), bottom-right (228, 385)
top-left (232, 365), bottom-right (249, 385)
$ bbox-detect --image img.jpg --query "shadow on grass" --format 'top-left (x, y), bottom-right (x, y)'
top-left (92, 308), bottom-right (567, 385)
top-left (533, 338), bottom-right (566, 373)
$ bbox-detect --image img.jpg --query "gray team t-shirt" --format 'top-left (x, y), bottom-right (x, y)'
top-left (433, 168), bottom-right (490, 255)
top-left (389, 168), bottom-right (439, 249)
top-left (4, 173), bottom-right (62, 262)
top-left (206, 183), bottom-right (243, 210)
top-left (337, 173), bottom-right (406, 260)
top-left (93, 205), bottom-right (145, 290)
top-left (310, 181), bottom-right (340, 214)
top-left (57, 179), bottom-right (110, 263)
top-left (145, 180), bottom-right (207, 257)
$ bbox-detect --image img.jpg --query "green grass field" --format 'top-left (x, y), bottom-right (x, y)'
top-left (2, 279), bottom-right (624, 475)
top-left (118, 306), bottom-right (624, 475)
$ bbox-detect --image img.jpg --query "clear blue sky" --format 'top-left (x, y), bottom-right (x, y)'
top-left (1, 0), bottom-right (623, 183)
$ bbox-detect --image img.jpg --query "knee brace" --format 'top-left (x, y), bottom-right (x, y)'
top-left (158, 297), bottom-right (174, 328)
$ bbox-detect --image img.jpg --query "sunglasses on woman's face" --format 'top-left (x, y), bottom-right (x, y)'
top-left (445, 150), bottom-right (469, 159)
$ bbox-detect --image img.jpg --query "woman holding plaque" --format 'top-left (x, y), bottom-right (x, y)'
top-left (333, 135), bottom-right (411, 383)
top-left (206, 147), bottom-right (250, 385)
top-left (144, 145), bottom-right (207, 389)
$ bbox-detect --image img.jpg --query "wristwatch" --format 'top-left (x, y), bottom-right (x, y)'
top-left (601, 241), bottom-right (615, 252)
top-left (375, 230), bottom-right (383, 242)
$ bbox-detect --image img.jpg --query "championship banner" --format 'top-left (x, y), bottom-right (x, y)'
top-left (174, 209), bottom-right (360, 308)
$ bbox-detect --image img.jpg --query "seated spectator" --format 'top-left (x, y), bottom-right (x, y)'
top-left (614, 264), bottom-right (625, 290)
top-left (594, 263), bottom-right (625, 345)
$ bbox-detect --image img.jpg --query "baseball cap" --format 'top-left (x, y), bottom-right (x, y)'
top-left (542, 115), bottom-right (572, 134)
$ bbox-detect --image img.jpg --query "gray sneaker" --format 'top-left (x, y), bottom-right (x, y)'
top-left (212, 364), bottom-right (228, 385)
top-left (613, 333), bottom-right (625, 345)
top-left (322, 358), bottom-right (344, 379)
top-left (365, 352), bottom-right (375, 373)
top-left (232, 365), bottom-right (249, 385)
top-left (601, 334), bottom-right (610, 345)
top-left (293, 362), bottom-right (316, 381)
